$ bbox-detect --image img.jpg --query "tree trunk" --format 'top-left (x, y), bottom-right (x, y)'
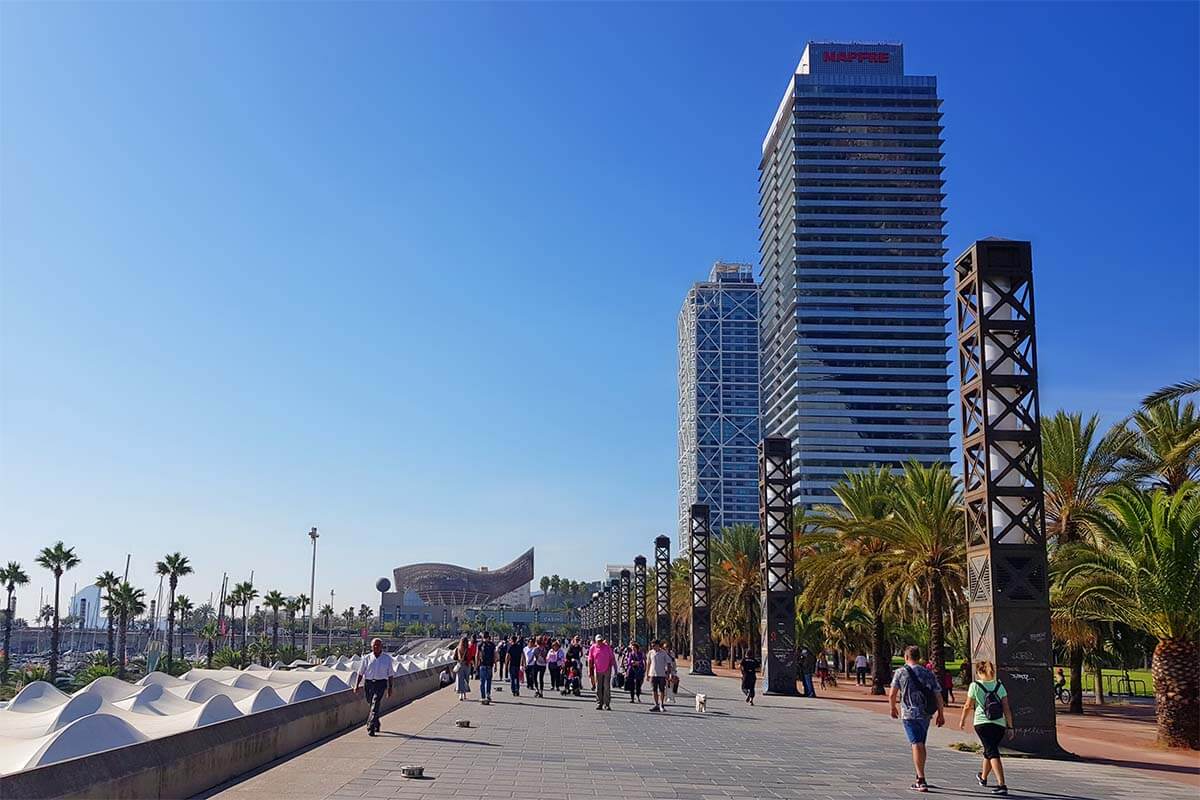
top-left (49, 573), bottom-right (61, 683)
top-left (1068, 644), bottom-right (1085, 714)
top-left (1152, 637), bottom-right (1199, 749)
top-left (117, 614), bottom-right (128, 679)
top-left (928, 584), bottom-right (946, 677)
top-left (206, 639), bottom-right (213, 668)
top-left (2, 592), bottom-right (11, 683)
top-left (870, 590), bottom-right (889, 695)
top-left (272, 611), bottom-right (279, 651)
top-left (165, 580), bottom-right (177, 672)
top-left (105, 610), bottom-right (115, 666)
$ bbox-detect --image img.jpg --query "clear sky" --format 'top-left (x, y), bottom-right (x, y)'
top-left (1, 3), bottom-right (1196, 618)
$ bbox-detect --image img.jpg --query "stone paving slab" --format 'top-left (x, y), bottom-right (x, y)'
top-left (208, 673), bottom-right (1196, 800)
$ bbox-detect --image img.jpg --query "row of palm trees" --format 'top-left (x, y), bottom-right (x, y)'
top-left (656, 382), bottom-right (1197, 749)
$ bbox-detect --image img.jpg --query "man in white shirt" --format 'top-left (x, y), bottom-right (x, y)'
top-left (646, 640), bottom-right (673, 712)
top-left (353, 638), bottom-right (394, 736)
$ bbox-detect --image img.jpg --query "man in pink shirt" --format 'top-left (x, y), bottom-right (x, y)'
top-left (588, 635), bottom-right (616, 711)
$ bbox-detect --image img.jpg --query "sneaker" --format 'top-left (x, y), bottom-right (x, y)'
top-left (596, 704), bottom-right (604, 710)
top-left (977, 773), bottom-right (987, 787)
top-left (650, 705), bottom-right (660, 712)
top-left (992, 787), bottom-right (1008, 796)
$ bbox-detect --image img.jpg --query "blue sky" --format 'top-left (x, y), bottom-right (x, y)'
top-left (1, 3), bottom-right (1196, 617)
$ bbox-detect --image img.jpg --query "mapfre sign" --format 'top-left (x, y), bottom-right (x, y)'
top-left (823, 51), bottom-right (890, 64)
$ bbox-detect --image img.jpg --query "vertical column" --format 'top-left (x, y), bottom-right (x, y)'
top-left (606, 580), bottom-right (618, 644)
top-left (759, 437), bottom-right (798, 694)
top-left (956, 239), bottom-right (1058, 754)
top-left (689, 504), bottom-right (714, 676)
top-left (619, 570), bottom-right (631, 648)
top-left (634, 556), bottom-right (648, 648)
top-left (654, 536), bottom-right (672, 645)
top-left (590, 592), bottom-right (600, 640)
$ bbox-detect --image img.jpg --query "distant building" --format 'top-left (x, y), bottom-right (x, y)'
top-left (677, 261), bottom-right (762, 548)
top-left (758, 42), bottom-right (954, 508)
top-left (382, 549), bottom-right (534, 626)
top-left (68, 585), bottom-right (102, 628)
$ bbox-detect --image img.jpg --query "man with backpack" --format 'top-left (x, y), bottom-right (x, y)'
top-left (475, 631), bottom-right (497, 703)
top-left (888, 645), bottom-right (945, 793)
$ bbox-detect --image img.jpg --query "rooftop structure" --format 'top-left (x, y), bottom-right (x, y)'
top-left (392, 548), bottom-right (534, 607)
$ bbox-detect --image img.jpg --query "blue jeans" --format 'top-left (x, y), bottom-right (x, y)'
top-left (479, 665), bottom-right (493, 699)
top-left (801, 671), bottom-right (815, 697)
top-left (510, 668), bottom-right (521, 694)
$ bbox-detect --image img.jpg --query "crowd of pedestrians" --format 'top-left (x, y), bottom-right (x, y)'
top-left (361, 633), bottom-right (1018, 796)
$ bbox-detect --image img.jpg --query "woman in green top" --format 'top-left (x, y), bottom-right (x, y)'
top-left (957, 660), bottom-right (1015, 796)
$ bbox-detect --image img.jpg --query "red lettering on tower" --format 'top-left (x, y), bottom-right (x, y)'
top-left (822, 51), bottom-right (891, 64)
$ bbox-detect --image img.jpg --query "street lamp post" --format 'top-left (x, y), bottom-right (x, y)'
top-left (307, 527), bottom-right (319, 656)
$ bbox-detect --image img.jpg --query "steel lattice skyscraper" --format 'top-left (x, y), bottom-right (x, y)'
top-left (758, 42), bottom-right (953, 508)
top-left (677, 262), bottom-right (761, 548)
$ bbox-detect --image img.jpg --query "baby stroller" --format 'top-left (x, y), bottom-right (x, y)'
top-left (562, 657), bottom-right (583, 696)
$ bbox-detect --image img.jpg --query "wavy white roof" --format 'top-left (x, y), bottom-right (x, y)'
top-left (0, 647), bottom-right (453, 776)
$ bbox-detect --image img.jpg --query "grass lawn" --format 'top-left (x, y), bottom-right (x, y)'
top-left (1062, 667), bottom-right (1154, 697)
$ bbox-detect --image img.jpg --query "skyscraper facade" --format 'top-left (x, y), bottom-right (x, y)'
top-left (758, 41), bottom-right (954, 508)
top-left (677, 262), bottom-right (761, 548)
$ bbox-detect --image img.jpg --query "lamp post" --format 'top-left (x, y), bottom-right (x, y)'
top-left (328, 588), bottom-right (334, 649)
top-left (689, 504), bottom-right (714, 675)
top-left (654, 536), bottom-right (671, 646)
top-left (307, 527), bottom-right (319, 656)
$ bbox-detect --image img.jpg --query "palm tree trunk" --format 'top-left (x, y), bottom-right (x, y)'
top-left (206, 638), bottom-right (214, 668)
top-left (870, 590), bottom-right (889, 695)
top-left (1068, 644), bottom-right (1085, 714)
top-left (165, 581), bottom-right (176, 671)
top-left (272, 611), bottom-right (279, 651)
top-left (928, 584), bottom-right (946, 680)
top-left (2, 592), bottom-right (12, 683)
top-left (105, 610), bottom-right (115, 666)
top-left (117, 613), bottom-right (129, 679)
top-left (1152, 637), bottom-right (1199, 748)
top-left (49, 573), bottom-right (61, 682)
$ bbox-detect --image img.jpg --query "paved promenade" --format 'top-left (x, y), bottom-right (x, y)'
top-left (207, 673), bottom-right (1197, 800)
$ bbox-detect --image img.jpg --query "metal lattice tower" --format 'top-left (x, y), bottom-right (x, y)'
top-left (955, 238), bottom-right (1058, 754)
top-left (689, 504), bottom-right (714, 675)
top-left (634, 556), bottom-right (648, 648)
top-left (619, 570), bottom-right (631, 648)
top-left (759, 437), bottom-right (798, 694)
top-left (654, 535), bottom-right (672, 644)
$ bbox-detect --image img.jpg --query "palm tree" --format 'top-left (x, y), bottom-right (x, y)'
top-left (198, 621), bottom-right (218, 668)
top-left (1056, 485), bottom-right (1200, 748)
top-left (799, 466), bottom-right (897, 694)
top-left (93, 571), bottom-right (119, 667)
top-left (711, 523), bottom-right (761, 661)
top-left (668, 556), bottom-right (691, 654)
top-left (2, 562), bottom-right (31, 682)
top-left (867, 462), bottom-right (965, 679)
top-left (225, 585), bottom-right (243, 654)
top-left (154, 553), bottom-right (193, 672)
top-left (233, 581), bottom-right (257, 664)
top-left (35, 541), bottom-right (80, 682)
top-left (540, 576), bottom-right (551, 594)
top-left (1042, 410), bottom-right (1132, 713)
top-left (297, 593), bottom-right (310, 643)
top-left (110, 582), bottom-right (147, 679)
top-left (1143, 378), bottom-right (1200, 407)
top-left (172, 595), bottom-right (193, 664)
top-left (263, 591), bottom-right (286, 650)
top-left (286, 597), bottom-right (302, 651)
top-left (550, 575), bottom-right (561, 596)
top-left (1123, 400), bottom-right (1200, 494)
top-left (320, 603), bottom-right (334, 637)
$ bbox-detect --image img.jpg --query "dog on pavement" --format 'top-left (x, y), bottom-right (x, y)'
top-left (694, 693), bottom-right (707, 713)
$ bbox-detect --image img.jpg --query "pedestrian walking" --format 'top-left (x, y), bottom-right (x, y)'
top-left (454, 636), bottom-right (472, 701)
top-left (646, 640), bottom-right (671, 712)
top-left (475, 631), bottom-right (496, 703)
top-left (799, 646), bottom-right (817, 697)
top-left (740, 652), bottom-right (760, 705)
top-left (533, 638), bottom-right (548, 697)
top-left (523, 638), bottom-right (537, 691)
top-left (817, 652), bottom-right (831, 688)
top-left (547, 640), bottom-right (564, 691)
top-left (889, 645), bottom-right (945, 793)
top-left (498, 637), bottom-right (509, 682)
top-left (940, 666), bottom-right (955, 705)
top-left (352, 638), bottom-right (394, 736)
top-left (855, 651), bottom-right (869, 686)
top-left (666, 646), bottom-right (679, 703)
top-left (507, 636), bottom-right (523, 696)
top-left (958, 660), bottom-right (1014, 796)
top-left (589, 634), bottom-right (616, 710)
top-left (623, 641), bottom-right (645, 703)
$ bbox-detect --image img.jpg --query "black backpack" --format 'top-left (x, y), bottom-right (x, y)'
top-left (480, 640), bottom-right (496, 666)
top-left (979, 681), bottom-right (1004, 721)
top-left (904, 666), bottom-right (937, 715)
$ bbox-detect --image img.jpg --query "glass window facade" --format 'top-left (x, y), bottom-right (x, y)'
top-left (759, 42), bottom-right (953, 509)
top-left (678, 262), bottom-right (762, 549)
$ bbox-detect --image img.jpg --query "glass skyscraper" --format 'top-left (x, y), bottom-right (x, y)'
top-left (677, 262), bottom-right (761, 548)
top-left (758, 42), bottom-right (953, 508)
